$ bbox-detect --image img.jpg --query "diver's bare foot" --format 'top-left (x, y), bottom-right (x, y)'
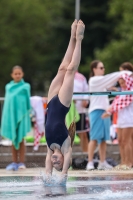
top-left (76, 20), bottom-right (85, 40)
top-left (71, 19), bottom-right (78, 39)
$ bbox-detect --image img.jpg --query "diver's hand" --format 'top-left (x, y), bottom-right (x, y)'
top-left (58, 174), bottom-right (67, 186)
top-left (44, 174), bottom-right (52, 185)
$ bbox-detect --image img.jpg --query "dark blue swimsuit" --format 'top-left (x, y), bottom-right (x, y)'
top-left (45, 95), bottom-right (70, 151)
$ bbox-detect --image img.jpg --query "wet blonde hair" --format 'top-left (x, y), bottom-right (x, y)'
top-left (67, 119), bottom-right (76, 169)
top-left (68, 120), bottom-right (76, 147)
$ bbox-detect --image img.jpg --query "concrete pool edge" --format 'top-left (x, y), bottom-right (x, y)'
top-left (0, 168), bottom-right (133, 177)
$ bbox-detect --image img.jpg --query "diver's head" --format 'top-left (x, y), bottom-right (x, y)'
top-left (51, 151), bottom-right (72, 172)
top-left (51, 151), bottom-right (64, 171)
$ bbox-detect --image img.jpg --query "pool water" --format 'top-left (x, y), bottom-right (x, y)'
top-left (0, 175), bottom-right (133, 200)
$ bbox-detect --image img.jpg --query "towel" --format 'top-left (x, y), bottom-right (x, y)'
top-left (30, 96), bottom-right (45, 133)
top-left (1, 79), bottom-right (31, 149)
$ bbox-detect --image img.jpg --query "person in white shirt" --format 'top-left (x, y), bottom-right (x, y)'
top-left (73, 71), bottom-right (89, 152)
top-left (86, 60), bottom-right (132, 170)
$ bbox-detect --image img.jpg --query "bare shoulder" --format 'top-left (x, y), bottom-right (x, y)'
top-left (47, 146), bottom-right (53, 155)
top-left (64, 135), bottom-right (71, 146)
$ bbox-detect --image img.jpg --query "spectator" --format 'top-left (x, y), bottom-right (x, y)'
top-left (103, 62), bottom-right (133, 169)
top-left (1, 66), bottom-right (31, 171)
top-left (73, 71), bottom-right (89, 152)
top-left (119, 62), bottom-right (133, 72)
top-left (119, 62), bottom-right (133, 168)
top-left (86, 60), bottom-right (132, 170)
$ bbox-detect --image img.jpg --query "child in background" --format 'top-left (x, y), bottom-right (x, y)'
top-left (107, 62), bottom-right (133, 166)
top-left (102, 73), bottom-right (133, 169)
top-left (1, 66), bottom-right (31, 170)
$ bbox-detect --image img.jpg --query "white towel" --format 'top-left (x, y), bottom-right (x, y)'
top-left (30, 96), bottom-right (45, 133)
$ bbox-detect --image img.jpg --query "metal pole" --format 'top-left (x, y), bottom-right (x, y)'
top-left (75, 0), bottom-right (80, 20)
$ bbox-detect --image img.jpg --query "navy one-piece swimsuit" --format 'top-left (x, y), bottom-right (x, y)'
top-left (45, 95), bottom-right (70, 151)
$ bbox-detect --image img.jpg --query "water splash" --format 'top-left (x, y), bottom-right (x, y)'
top-left (97, 190), bottom-right (133, 199)
top-left (0, 172), bottom-right (133, 200)
top-left (41, 172), bottom-right (67, 186)
top-left (0, 176), bottom-right (42, 188)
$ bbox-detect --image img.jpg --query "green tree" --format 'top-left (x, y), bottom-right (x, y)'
top-left (45, 0), bottom-right (112, 81)
top-left (0, 0), bottom-right (115, 95)
top-left (0, 0), bottom-right (64, 95)
top-left (76, 0), bottom-right (114, 77)
top-left (95, 0), bottom-right (133, 73)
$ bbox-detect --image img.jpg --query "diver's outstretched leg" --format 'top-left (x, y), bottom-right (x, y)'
top-left (58, 20), bottom-right (85, 107)
top-left (47, 20), bottom-right (77, 103)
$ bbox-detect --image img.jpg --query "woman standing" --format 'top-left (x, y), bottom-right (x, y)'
top-left (86, 60), bottom-right (132, 170)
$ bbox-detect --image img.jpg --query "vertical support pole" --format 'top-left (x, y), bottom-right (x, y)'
top-left (75, 0), bottom-right (80, 20)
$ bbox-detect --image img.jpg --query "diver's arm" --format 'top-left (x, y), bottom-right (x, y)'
top-left (45, 147), bottom-right (53, 175)
top-left (58, 148), bottom-right (72, 186)
top-left (61, 145), bottom-right (72, 175)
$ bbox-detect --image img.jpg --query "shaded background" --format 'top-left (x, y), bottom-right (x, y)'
top-left (0, 0), bottom-right (133, 95)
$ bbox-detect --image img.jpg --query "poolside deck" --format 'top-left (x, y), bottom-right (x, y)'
top-left (0, 168), bottom-right (133, 177)
top-left (0, 141), bottom-right (120, 168)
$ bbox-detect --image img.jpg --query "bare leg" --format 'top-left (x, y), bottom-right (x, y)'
top-left (47, 20), bottom-right (77, 103)
top-left (121, 128), bottom-right (133, 167)
top-left (12, 145), bottom-right (18, 163)
top-left (117, 128), bottom-right (124, 164)
top-left (99, 141), bottom-right (106, 162)
top-left (88, 140), bottom-right (97, 162)
top-left (78, 132), bottom-right (89, 152)
top-left (59, 20), bottom-right (85, 107)
top-left (132, 132), bottom-right (133, 166)
top-left (18, 140), bottom-right (25, 163)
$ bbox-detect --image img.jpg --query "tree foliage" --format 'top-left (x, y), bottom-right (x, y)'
top-left (95, 0), bottom-right (133, 73)
top-left (75, 0), bottom-right (114, 77)
top-left (0, 0), bottom-right (121, 95)
top-left (0, 0), bottom-right (64, 94)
